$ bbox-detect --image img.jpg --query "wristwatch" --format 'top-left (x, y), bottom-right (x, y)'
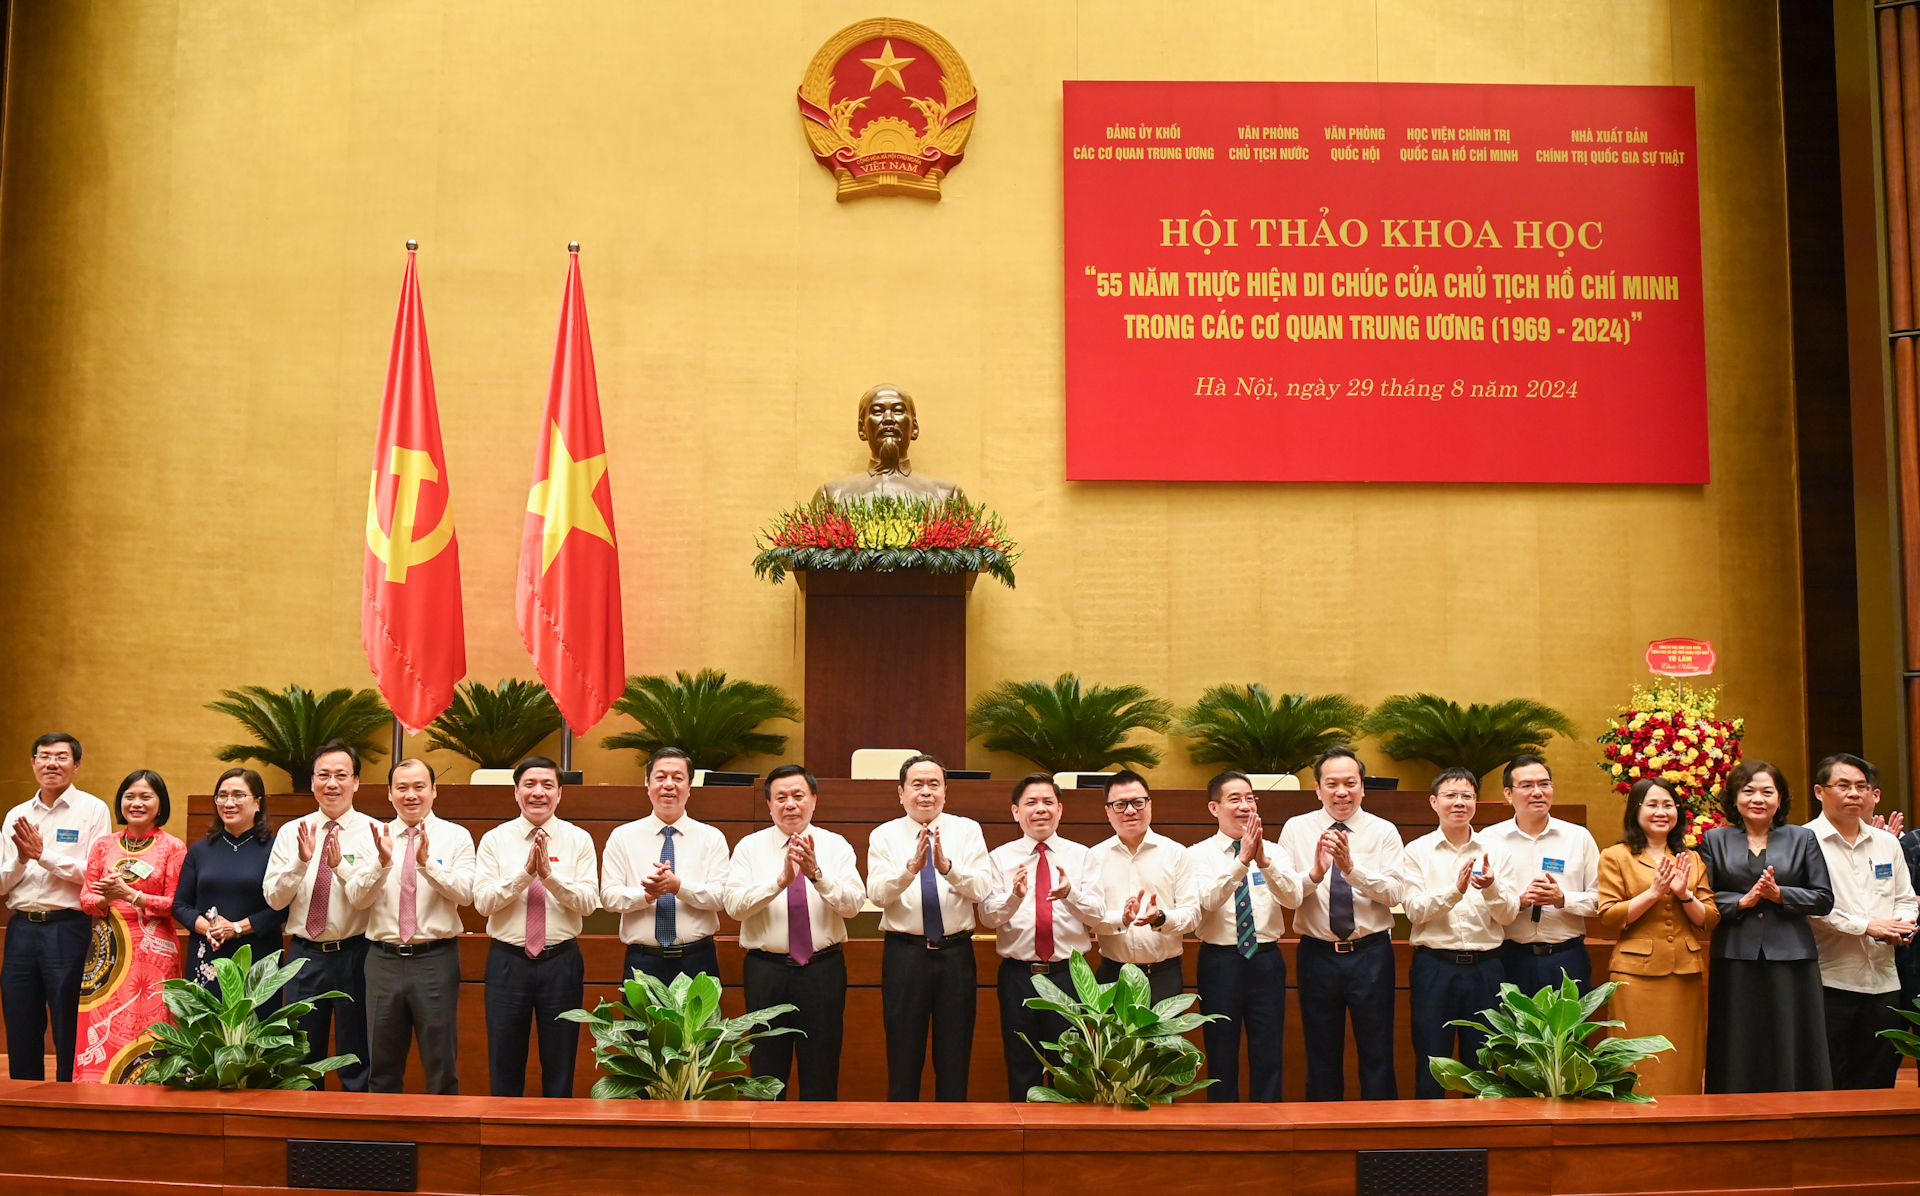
top-left (1149, 911), bottom-right (1168, 929)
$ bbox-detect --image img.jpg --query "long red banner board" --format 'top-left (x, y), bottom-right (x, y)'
top-left (1063, 81), bottom-right (1707, 483)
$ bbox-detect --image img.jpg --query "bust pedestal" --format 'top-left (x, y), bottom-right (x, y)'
top-left (796, 568), bottom-right (974, 777)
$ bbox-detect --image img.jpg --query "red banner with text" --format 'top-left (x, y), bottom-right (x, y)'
top-left (1063, 81), bottom-right (1706, 482)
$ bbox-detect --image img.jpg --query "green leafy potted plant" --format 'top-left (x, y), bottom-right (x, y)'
top-left (206, 684), bottom-right (390, 792)
top-left (1021, 951), bottom-right (1221, 1107)
top-left (1428, 978), bottom-right (1671, 1102)
top-left (560, 970), bottom-right (799, 1099)
top-left (601, 670), bottom-right (802, 772)
top-left (426, 678), bottom-right (563, 769)
top-left (136, 947), bottom-right (357, 1089)
top-left (1876, 996), bottom-right (1920, 1060)
top-left (1175, 685), bottom-right (1368, 775)
top-left (1361, 693), bottom-right (1577, 781)
top-left (966, 674), bottom-right (1173, 773)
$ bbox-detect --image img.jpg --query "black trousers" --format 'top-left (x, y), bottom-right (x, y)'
top-left (364, 941), bottom-right (460, 1095)
top-left (997, 958), bottom-right (1082, 1101)
top-left (1296, 934), bottom-right (1397, 1101)
top-left (1824, 986), bottom-right (1903, 1090)
top-left (286, 935), bottom-right (371, 1092)
top-left (1196, 942), bottom-right (1286, 1102)
top-left (1410, 948), bottom-right (1507, 1099)
top-left (623, 937), bottom-right (720, 988)
top-left (1095, 955), bottom-right (1185, 1005)
top-left (485, 939), bottom-right (584, 1098)
top-left (881, 933), bottom-right (977, 1102)
top-left (1500, 937), bottom-right (1591, 995)
top-left (1, 913), bottom-right (89, 1082)
top-left (744, 948), bottom-right (847, 1101)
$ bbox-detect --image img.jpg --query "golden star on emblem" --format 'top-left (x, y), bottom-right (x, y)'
top-left (861, 40), bottom-right (915, 91)
top-left (525, 421), bottom-right (614, 573)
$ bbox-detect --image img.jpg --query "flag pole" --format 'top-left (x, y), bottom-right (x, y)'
top-left (561, 719), bottom-right (574, 772)
top-left (391, 716), bottom-right (404, 766)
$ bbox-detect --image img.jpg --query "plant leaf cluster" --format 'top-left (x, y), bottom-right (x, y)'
top-left (206, 685), bottom-right (391, 792)
top-left (136, 947), bottom-right (358, 1090)
top-left (1428, 978), bottom-right (1670, 1102)
top-left (752, 495), bottom-right (1021, 587)
top-left (602, 669), bottom-right (801, 772)
top-left (1175, 685), bottom-right (1368, 775)
top-left (754, 543), bottom-right (1019, 587)
top-left (966, 674), bottom-right (1173, 772)
top-left (560, 970), bottom-right (799, 1100)
top-left (1022, 952), bottom-right (1221, 1108)
top-left (1876, 995), bottom-right (1920, 1059)
top-left (426, 678), bottom-right (563, 768)
top-left (1362, 693), bottom-right (1577, 780)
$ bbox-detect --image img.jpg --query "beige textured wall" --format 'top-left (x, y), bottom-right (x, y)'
top-left (0, 0), bottom-right (1801, 837)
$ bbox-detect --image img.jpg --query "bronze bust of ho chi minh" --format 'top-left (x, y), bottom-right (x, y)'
top-left (813, 383), bottom-right (965, 504)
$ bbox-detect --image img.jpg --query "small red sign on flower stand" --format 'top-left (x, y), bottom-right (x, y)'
top-left (1646, 638), bottom-right (1715, 677)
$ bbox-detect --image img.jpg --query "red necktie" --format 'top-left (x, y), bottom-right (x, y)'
top-left (1034, 841), bottom-right (1054, 961)
top-left (304, 821), bottom-right (340, 940)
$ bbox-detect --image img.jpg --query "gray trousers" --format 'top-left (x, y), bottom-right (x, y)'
top-left (363, 940), bottom-right (461, 1094)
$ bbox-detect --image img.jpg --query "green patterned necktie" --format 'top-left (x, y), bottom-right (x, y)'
top-left (1230, 838), bottom-right (1257, 959)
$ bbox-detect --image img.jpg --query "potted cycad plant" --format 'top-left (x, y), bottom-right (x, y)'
top-left (1176, 684), bottom-right (1368, 776)
top-left (206, 684), bottom-right (390, 792)
top-left (561, 970), bottom-right (798, 1099)
top-left (1022, 952), bottom-right (1220, 1106)
top-left (426, 678), bottom-right (563, 770)
top-left (137, 947), bottom-right (357, 1089)
top-left (965, 674), bottom-right (1173, 773)
top-left (601, 670), bottom-right (802, 772)
top-left (1361, 693), bottom-right (1577, 781)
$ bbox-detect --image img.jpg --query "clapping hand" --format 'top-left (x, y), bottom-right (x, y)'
top-left (297, 821), bottom-right (317, 863)
top-left (1522, 873), bottom-right (1565, 908)
top-left (526, 829), bottom-right (552, 879)
top-left (1666, 851), bottom-right (1694, 898)
top-left (793, 833), bottom-right (820, 881)
top-left (10, 819), bottom-right (43, 863)
top-left (929, 826), bottom-right (949, 875)
top-left (415, 826), bottom-right (432, 868)
top-left (1132, 890), bottom-right (1162, 926)
top-left (373, 826), bottom-right (393, 868)
top-left (91, 873), bottom-right (136, 904)
top-left (642, 860), bottom-right (681, 898)
top-left (1872, 811), bottom-right (1906, 837)
top-left (1325, 829), bottom-right (1354, 873)
top-left (1238, 814), bottom-right (1266, 867)
top-left (1740, 865), bottom-right (1780, 909)
top-left (1008, 863), bottom-right (1030, 901)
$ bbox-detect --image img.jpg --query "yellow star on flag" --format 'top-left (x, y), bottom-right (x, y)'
top-left (526, 421), bottom-right (614, 573)
top-left (861, 40), bottom-right (915, 91)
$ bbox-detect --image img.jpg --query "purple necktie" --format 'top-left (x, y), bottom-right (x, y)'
top-left (786, 873), bottom-right (814, 964)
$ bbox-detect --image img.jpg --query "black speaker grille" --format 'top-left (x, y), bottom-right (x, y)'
top-left (286, 1139), bottom-right (417, 1192)
top-left (1356, 1148), bottom-right (1488, 1196)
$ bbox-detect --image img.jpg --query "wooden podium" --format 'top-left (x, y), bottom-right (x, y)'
top-left (797, 568), bottom-right (974, 777)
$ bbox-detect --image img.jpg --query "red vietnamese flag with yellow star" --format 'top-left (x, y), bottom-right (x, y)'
top-left (516, 247), bottom-right (625, 730)
top-left (363, 244), bottom-right (466, 732)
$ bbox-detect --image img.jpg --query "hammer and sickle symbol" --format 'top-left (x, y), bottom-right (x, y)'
top-left (366, 446), bottom-right (455, 583)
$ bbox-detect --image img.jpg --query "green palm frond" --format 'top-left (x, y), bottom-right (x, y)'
top-left (601, 670), bottom-right (802, 772)
top-left (965, 674), bottom-right (1173, 774)
top-left (1360, 693), bottom-right (1577, 780)
top-left (425, 679), bottom-right (563, 769)
top-left (205, 684), bottom-right (390, 792)
top-left (1175, 685), bottom-right (1368, 775)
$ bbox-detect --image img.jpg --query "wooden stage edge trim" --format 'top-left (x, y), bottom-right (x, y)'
top-left (3, 1083), bottom-right (1920, 1196)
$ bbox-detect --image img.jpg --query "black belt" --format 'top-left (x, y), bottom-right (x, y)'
top-left (1111, 955), bottom-right (1183, 974)
top-left (748, 942), bottom-right (843, 967)
top-left (1305, 930), bottom-right (1391, 955)
top-left (376, 937), bottom-right (456, 958)
top-left (1418, 945), bottom-right (1501, 966)
top-left (1514, 936), bottom-right (1585, 955)
top-left (12, 909), bottom-right (87, 924)
top-left (292, 934), bottom-right (366, 955)
top-left (1201, 940), bottom-right (1279, 956)
top-left (886, 930), bottom-right (973, 950)
top-left (632, 936), bottom-right (714, 959)
top-left (1010, 958), bottom-right (1069, 975)
top-left (489, 937), bottom-right (578, 961)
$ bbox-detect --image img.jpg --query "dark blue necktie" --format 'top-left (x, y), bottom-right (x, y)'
top-left (1328, 820), bottom-right (1356, 940)
top-left (920, 838), bottom-right (945, 944)
top-left (655, 825), bottom-right (678, 947)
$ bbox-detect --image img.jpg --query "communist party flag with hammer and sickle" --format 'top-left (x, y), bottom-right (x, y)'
top-left (363, 243), bottom-right (466, 732)
top-left (516, 246), bottom-right (625, 730)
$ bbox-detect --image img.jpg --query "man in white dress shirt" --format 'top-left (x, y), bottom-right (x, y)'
top-left (602, 747), bottom-right (729, 986)
top-left (979, 773), bottom-right (1107, 1101)
top-left (1189, 770), bottom-right (1302, 1101)
top-left (1090, 770), bottom-right (1199, 1004)
top-left (1486, 754), bottom-right (1600, 994)
top-left (1280, 746), bottom-right (1407, 1102)
top-left (263, 739), bottom-right (387, 1091)
top-left (1404, 767), bottom-right (1522, 1099)
top-left (364, 758), bottom-right (474, 1094)
top-left (0, 733), bottom-right (109, 1082)
top-left (724, 764), bottom-right (864, 1101)
top-left (473, 756), bottom-right (600, 1098)
top-left (866, 754), bottom-right (991, 1102)
top-left (1808, 753), bottom-right (1918, 1089)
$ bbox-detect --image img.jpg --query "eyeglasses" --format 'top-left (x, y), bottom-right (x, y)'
top-left (32, 753), bottom-right (73, 764)
top-left (1822, 781), bottom-right (1875, 795)
top-left (1511, 782), bottom-right (1552, 794)
top-left (1106, 797), bottom-right (1149, 812)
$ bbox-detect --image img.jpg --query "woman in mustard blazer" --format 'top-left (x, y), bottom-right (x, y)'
top-left (1596, 777), bottom-right (1719, 1096)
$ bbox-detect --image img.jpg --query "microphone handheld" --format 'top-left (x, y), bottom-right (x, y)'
top-left (1530, 904), bottom-right (1543, 922)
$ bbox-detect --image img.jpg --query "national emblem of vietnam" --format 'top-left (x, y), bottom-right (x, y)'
top-left (797, 18), bottom-right (976, 200)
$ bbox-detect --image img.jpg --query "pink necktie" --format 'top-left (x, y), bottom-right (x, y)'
top-left (305, 821), bottom-right (340, 940)
top-left (525, 877), bottom-right (548, 957)
top-left (786, 873), bottom-right (814, 965)
top-left (397, 825), bottom-right (420, 942)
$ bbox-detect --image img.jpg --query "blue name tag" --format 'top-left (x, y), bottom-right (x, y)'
top-left (1542, 857), bottom-right (1566, 875)
top-left (1877, 862), bottom-right (1895, 880)
top-left (1251, 872), bottom-right (1266, 886)
top-left (55, 828), bottom-right (78, 844)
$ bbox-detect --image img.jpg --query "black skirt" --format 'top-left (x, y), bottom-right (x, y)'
top-left (1704, 954), bottom-right (1831, 1093)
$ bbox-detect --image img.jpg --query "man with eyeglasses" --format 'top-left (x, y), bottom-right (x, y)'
top-left (1484, 754), bottom-right (1600, 994)
top-left (1089, 770), bottom-right (1198, 1004)
top-left (0, 733), bottom-right (108, 1081)
top-left (1808, 753), bottom-right (1917, 1089)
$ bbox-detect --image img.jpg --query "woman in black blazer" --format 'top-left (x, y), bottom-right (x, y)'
top-left (171, 768), bottom-right (287, 1004)
top-left (1701, 759), bottom-right (1835, 1092)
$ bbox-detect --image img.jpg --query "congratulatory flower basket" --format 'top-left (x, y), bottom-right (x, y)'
top-left (752, 495), bottom-right (1020, 588)
top-left (1596, 681), bottom-right (1744, 846)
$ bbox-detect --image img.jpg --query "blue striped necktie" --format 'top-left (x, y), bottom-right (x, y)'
top-left (1230, 838), bottom-right (1257, 958)
top-left (655, 825), bottom-right (678, 947)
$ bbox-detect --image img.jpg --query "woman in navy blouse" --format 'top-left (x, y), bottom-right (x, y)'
top-left (171, 768), bottom-right (287, 1001)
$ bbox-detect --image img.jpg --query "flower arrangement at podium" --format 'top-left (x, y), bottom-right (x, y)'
top-left (1596, 682), bottom-right (1744, 845)
top-left (753, 493), bottom-right (1020, 586)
